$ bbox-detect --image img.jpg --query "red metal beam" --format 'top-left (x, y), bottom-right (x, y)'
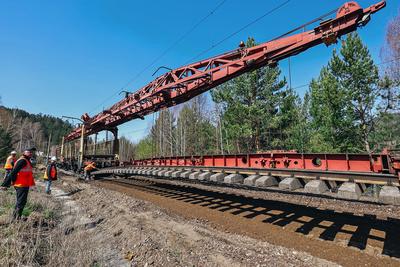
top-left (65, 1), bottom-right (385, 141)
top-left (130, 150), bottom-right (398, 176)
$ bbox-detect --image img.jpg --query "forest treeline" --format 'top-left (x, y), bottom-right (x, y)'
top-left (132, 12), bottom-right (400, 160)
top-left (0, 105), bottom-right (72, 161)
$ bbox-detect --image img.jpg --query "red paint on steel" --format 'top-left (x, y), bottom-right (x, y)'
top-left (128, 151), bottom-right (400, 175)
top-left (64, 1), bottom-right (385, 142)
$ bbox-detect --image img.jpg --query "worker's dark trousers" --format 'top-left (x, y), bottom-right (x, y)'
top-left (2, 170), bottom-right (10, 183)
top-left (13, 187), bottom-right (29, 220)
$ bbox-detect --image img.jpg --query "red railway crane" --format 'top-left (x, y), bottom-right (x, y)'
top-left (64, 0), bottom-right (385, 142)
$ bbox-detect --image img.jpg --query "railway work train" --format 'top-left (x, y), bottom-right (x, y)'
top-left (59, 1), bottom-right (400, 205)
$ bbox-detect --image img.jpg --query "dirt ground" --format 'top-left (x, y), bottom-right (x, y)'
top-left (16, 171), bottom-right (394, 266)
top-left (49, 173), bottom-right (400, 267)
top-left (52, 174), bottom-right (340, 267)
top-left (94, 178), bottom-right (400, 266)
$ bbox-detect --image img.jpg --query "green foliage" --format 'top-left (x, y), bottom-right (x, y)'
top-left (285, 92), bottom-right (312, 152)
top-left (333, 33), bottom-right (379, 152)
top-left (0, 106), bottom-right (73, 146)
top-left (0, 202), bottom-right (35, 217)
top-left (370, 112), bottom-right (400, 151)
top-left (0, 203), bottom-right (14, 216)
top-left (134, 136), bottom-right (153, 159)
top-left (176, 100), bottom-right (215, 156)
top-left (272, 88), bottom-right (301, 150)
top-left (131, 34), bottom-right (397, 156)
top-left (0, 126), bottom-right (12, 162)
top-left (212, 37), bottom-right (294, 153)
top-left (43, 209), bottom-right (57, 220)
top-left (309, 67), bottom-right (359, 152)
top-left (21, 202), bottom-right (44, 217)
top-left (309, 33), bottom-right (379, 153)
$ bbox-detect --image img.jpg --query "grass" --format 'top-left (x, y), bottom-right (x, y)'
top-left (0, 203), bottom-right (14, 216)
top-left (0, 182), bottom-right (100, 266)
top-left (0, 190), bottom-right (43, 217)
top-left (43, 209), bottom-right (56, 220)
top-left (0, 187), bottom-right (63, 266)
top-left (21, 202), bottom-right (44, 217)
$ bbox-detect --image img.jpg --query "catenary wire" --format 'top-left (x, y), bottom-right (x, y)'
top-left (184, 0), bottom-right (291, 64)
top-left (87, 0), bottom-right (228, 116)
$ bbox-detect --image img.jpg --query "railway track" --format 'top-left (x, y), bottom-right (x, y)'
top-left (92, 165), bottom-right (400, 205)
top-left (94, 176), bottom-right (400, 264)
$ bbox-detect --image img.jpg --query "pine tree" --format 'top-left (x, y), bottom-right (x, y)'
top-left (211, 37), bottom-right (287, 153)
top-left (286, 92), bottom-right (312, 152)
top-left (309, 33), bottom-right (379, 153)
top-left (332, 33), bottom-right (379, 154)
top-left (309, 65), bottom-right (359, 152)
top-left (271, 87), bottom-right (301, 150)
top-left (0, 126), bottom-right (12, 162)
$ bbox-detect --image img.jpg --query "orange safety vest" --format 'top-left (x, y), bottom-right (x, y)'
top-left (84, 163), bottom-right (95, 171)
top-left (43, 165), bottom-right (57, 180)
top-left (13, 158), bottom-right (35, 187)
top-left (4, 156), bottom-right (15, 170)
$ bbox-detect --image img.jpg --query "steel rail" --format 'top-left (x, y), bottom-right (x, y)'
top-left (96, 173), bottom-right (386, 206)
top-left (93, 165), bottom-right (400, 186)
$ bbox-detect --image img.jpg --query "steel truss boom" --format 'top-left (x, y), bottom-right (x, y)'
top-left (65, 1), bottom-right (385, 141)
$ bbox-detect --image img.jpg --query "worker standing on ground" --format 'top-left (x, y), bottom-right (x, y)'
top-left (0, 148), bottom-right (36, 221)
top-left (84, 161), bottom-right (97, 181)
top-left (43, 156), bottom-right (57, 194)
top-left (2, 151), bottom-right (17, 182)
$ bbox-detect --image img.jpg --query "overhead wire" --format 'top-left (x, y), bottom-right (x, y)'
top-left (289, 57), bottom-right (400, 91)
top-left (184, 0), bottom-right (291, 64)
top-left (85, 0), bottom-right (397, 141)
top-left (87, 0), bottom-right (228, 116)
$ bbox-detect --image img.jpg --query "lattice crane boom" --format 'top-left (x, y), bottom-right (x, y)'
top-left (65, 1), bottom-right (385, 141)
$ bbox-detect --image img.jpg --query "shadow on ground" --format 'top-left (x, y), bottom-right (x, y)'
top-left (104, 179), bottom-right (400, 259)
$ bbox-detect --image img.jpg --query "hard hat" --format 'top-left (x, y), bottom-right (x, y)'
top-left (11, 151), bottom-right (17, 155)
top-left (51, 156), bottom-right (57, 161)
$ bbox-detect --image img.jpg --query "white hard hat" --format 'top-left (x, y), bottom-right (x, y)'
top-left (51, 156), bottom-right (57, 161)
top-left (11, 151), bottom-right (17, 155)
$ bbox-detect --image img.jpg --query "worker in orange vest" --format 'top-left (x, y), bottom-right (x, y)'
top-left (43, 156), bottom-right (57, 194)
top-left (84, 161), bottom-right (97, 181)
top-left (0, 148), bottom-right (36, 221)
top-left (2, 151), bottom-right (17, 182)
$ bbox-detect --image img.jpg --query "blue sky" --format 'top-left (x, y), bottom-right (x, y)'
top-left (0, 0), bottom-right (398, 142)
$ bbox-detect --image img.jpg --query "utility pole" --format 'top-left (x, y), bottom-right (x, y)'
top-left (219, 116), bottom-right (224, 155)
top-left (60, 136), bottom-right (65, 158)
top-left (106, 131), bottom-right (109, 154)
top-left (288, 57), bottom-right (292, 90)
top-left (93, 133), bottom-right (97, 155)
top-left (170, 114), bottom-right (173, 157)
top-left (46, 133), bottom-right (52, 164)
top-left (78, 124), bottom-right (85, 169)
top-left (62, 115), bottom-right (85, 170)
